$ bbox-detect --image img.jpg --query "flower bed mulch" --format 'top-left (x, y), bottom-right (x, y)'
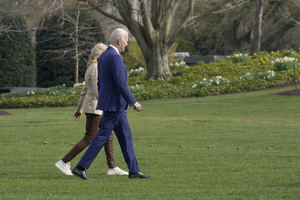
top-left (0, 111), bottom-right (10, 115)
top-left (278, 89), bottom-right (300, 96)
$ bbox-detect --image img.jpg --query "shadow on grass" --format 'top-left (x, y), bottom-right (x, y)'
top-left (1, 174), bottom-right (76, 181)
top-left (1, 171), bottom-right (130, 181)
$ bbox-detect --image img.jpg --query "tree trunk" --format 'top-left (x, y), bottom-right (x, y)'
top-left (74, 9), bottom-right (80, 84)
top-left (249, 0), bottom-right (264, 54)
top-left (143, 45), bottom-right (171, 80)
top-left (83, 0), bottom-right (194, 80)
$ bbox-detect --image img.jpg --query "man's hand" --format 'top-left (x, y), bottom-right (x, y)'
top-left (73, 112), bottom-right (81, 120)
top-left (133, 102), bottom-right (142, 112)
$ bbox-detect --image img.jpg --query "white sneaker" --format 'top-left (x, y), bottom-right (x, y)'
top-left (107, 166), bottom-right (128, 175)
top-left (66, 161), bottom-right (71, 170)
top-left (55, 159), bottom-right (73, 175)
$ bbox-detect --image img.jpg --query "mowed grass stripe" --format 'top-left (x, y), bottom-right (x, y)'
top-left (0, 86), bottom-right (299, 200)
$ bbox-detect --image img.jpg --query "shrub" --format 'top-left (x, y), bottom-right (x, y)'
top-left (169, 61), bottom-right (188, 70)
top-left (128, 67), bottom-right (146, 77)
top-left (192, 76), bottom-right (230, 88)
top-left (231, 52), bottom-right (250, 63)
top-left (0, 84), bottom-right (80, 108)
top-left (129, 84), bottom-right (145, 93)
top-left (0, 85), bottom-right (79, 98)
top-left (0, 15), bottom-right (36, 87)
top-left (175, 37), bottom-right (196, 54)
top-left (272, 57), bottom-right (297, 71)
top-left (257, 70), bottom-right (275, 81)
top-left (240, 73), bottom-right (254, 81)
top-left (281, 49), bottom-right (297, 57)
top-left (122, 40), bottom-right (146, 70)
top-left (196, 60), bottom-right (205, 66)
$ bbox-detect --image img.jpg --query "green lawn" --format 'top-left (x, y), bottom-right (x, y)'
top-left (0, 86), bottom-right (300, 200)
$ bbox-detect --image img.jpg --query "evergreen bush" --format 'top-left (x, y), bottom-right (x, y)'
top-left (175, 37), bottom-right (196, 54)
top-left (122, 40), bottom-right (146, 70)
top-left (0, 15), bottom-right (36, 87)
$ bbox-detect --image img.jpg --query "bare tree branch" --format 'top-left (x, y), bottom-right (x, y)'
top-left (79, 0), bottom-right (125, 24)
top-left (168, 0), bottom-right (194, 45)
top-left (279, 4), bottom-right (300, 25)
top-left (212, 0), bottom-right (249, 14)
top-left (140, 0), bottom-right (155, 40)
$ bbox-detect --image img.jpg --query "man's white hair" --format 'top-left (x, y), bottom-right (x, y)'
top-left (109, 28), bottom-right (128, 43)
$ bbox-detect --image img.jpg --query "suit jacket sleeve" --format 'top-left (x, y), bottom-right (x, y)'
top-left (111, 55), bottom-right (136, 106)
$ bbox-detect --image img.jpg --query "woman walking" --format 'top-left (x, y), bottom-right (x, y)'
top-left (55, 43), bottom-right (128, 176)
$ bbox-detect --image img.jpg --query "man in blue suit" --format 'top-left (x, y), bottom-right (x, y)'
top-left (72, 28), bottom-right (152, 179)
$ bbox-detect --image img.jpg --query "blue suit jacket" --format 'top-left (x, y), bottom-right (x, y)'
top-left (96, 46), bottom-right (136, 111)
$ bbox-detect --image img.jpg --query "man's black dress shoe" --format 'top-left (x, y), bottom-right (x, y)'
top-left (72, 167), bottom-right (94, 180)
top-left (128, 172), bottom-right (152, 178)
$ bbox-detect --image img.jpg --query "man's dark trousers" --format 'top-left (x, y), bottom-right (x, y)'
top-left (77, 110), bottom-right (140, 173)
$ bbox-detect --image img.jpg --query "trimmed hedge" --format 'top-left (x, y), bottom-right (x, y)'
top-left (0, 15), bottom-right (36, 87)
top-left (0, 50), bottom-right (299, 108)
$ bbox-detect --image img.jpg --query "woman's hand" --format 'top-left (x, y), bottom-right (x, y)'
top-left (73, 112), bottom-right (81, 120)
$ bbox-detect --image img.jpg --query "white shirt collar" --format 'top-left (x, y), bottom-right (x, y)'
top-left (109, 44), bottom-right (120, 55)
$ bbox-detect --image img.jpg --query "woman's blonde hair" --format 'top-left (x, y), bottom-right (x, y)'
top-left (87, 43), bottom-right (108, 67)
